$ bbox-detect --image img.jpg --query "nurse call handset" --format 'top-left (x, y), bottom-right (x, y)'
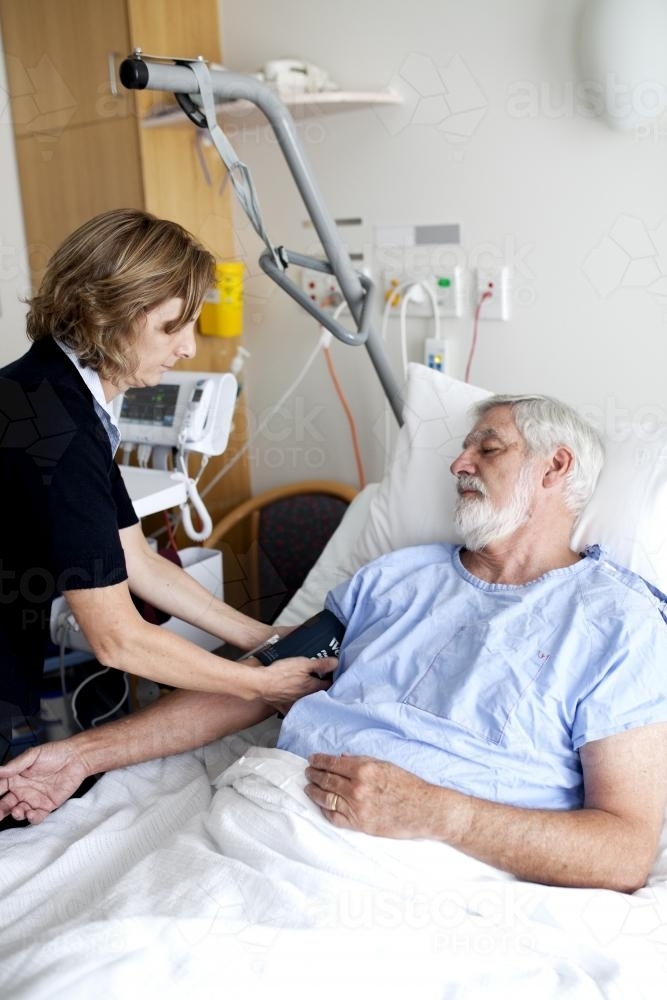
top-left (179, 378), bottom-right (215, 444)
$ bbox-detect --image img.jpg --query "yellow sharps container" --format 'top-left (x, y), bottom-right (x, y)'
top-left (199, 261), bottom-right (244, 337)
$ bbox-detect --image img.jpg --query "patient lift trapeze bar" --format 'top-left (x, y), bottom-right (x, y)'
top-left (119, 52), bottom-right (404, 426)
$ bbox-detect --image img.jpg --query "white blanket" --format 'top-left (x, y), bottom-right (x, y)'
top-left (1, 741), bottom-right (666, 999)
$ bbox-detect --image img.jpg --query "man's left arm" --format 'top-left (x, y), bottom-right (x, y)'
top-left (0, 688), bottom-right (273, 824)
top-left (305, 721), bottom-right (667, 892)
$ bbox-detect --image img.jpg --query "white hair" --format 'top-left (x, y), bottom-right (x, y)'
top-left (470, 394), bottom-right (605, 517)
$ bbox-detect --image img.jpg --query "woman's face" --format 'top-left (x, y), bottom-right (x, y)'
top-left (106, 298), bottom-right (197, 397)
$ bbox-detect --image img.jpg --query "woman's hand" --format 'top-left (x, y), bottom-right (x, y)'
top-left (252, 656), bottom-right (337, 713)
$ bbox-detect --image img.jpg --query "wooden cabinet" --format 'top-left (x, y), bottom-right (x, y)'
top-left (12, 117), bottom-right (144, 272)
top-left (0, 0), bottom-right (251, 529)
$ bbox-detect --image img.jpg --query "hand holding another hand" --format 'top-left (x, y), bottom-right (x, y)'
top-left (0, 741), bottom-right (90, 825)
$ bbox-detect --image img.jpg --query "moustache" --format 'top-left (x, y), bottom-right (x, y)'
top-left (456, 475), bottom-right (488, 497)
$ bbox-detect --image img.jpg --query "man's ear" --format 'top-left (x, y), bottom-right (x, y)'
top-left (542, 447), bottom-right (574, 489)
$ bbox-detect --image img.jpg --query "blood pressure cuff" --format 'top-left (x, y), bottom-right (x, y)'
top-left (250, 609), bottom-right (345, 665)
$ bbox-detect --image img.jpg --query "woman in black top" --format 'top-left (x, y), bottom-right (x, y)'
top-left (0, 209), bottom-right (332, 760)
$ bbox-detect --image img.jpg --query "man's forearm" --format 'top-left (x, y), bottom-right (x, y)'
top-left (306, 754), bottom-right (657, 893)
top-left (431, 788), bottom-right (652, 893)
top-left (70, 689), bottom-right (273, 777)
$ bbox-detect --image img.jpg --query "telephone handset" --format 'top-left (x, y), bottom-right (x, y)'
top-left (180, 378), bottom-right (215, 444)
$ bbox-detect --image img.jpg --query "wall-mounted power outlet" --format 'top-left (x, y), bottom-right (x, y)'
top-left (476, 267), bottom-right (511, 320)
top-left (300, 268), bottom-right (343, 312)
top-left (298, 251), bottom-right (369, 316)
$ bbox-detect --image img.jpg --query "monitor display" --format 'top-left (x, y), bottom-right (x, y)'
top-left (119, 384), bottom-right (180, 427)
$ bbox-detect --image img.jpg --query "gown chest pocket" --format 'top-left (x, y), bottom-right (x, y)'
top-left (402, 615), bottom-right (551, 744)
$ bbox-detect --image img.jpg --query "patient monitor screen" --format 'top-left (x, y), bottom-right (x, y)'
top-left (120, 385), bottom-right (179, 428)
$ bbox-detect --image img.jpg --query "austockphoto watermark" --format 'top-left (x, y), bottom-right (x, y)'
top-left (93, 77), bottom-right (330, 146)
top-left (224, 397), bottom-right (331, 473)
top-left (233, 399), bottom-right (326, 445)
top-left (209, 118), bottom-right (328, 148)
top-left (0, 561), bottom-right (120, 610)
top-left (634, 120), bottom-right (667, 145)
top-left (507, 75), bottom-right (667, 123)
top-left (0, 237), bottom-right (54, 284)
top-left (373, 236), bottom-right (535, 284)
top-left (578, 399), bottom-right (667, 444)
top-left (311, 881), bottom-right (541, 936)
top-left (249, 446), bottom-right (327, 471)
top-left (431, 928), bottom-right (535, 956)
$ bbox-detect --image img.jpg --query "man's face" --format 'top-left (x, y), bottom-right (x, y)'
top-left (450, 406), bottom-right (539, 550)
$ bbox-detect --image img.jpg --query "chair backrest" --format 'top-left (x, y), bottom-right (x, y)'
top-left (204, 480), bottom-right (357, 622)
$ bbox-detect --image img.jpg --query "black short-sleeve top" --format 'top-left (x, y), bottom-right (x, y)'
top-left (0, 338), bottom-right (138, 718)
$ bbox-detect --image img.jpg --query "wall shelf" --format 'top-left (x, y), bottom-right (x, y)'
top-left (141, 89), bottom-right (402, 129)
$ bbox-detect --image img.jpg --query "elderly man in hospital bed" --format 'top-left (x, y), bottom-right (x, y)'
top-left (2, 392), bottom-right (667, 893)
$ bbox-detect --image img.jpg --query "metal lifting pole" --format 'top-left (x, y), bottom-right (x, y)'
top-left (120, 53), bottom-right (404, 425)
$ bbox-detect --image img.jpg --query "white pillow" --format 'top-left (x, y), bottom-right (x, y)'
top-left (571, 424), bottom-right (667, 591)
top-left (341, 364), bottom-right (667, 593)
top-left (344, 365), bottom-right (490, 576)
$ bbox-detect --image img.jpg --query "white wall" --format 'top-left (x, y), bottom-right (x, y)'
top-left (219, 0), bottom-right (667, 492)
top-left (0, 25), bottom-right (29, 364)
top-left (2, 4), bottom-right (666, 493)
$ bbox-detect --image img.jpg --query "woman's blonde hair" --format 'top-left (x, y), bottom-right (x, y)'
top-left (27, 208), bottom-right (216, 382)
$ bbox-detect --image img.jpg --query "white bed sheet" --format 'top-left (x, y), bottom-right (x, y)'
top-left (2, 734), bottom-right (667, 999)
top-left (2, 484), bottom-right (667, 997)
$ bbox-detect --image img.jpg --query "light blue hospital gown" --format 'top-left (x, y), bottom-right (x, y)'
top-left (278, 544), bottom-right (667, 810)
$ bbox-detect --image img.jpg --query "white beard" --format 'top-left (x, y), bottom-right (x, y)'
top-left (453, 462), bottom-right (535, 551)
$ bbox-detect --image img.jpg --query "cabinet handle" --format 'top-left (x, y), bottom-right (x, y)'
top-left (107, 51), bottom-right (120, 97)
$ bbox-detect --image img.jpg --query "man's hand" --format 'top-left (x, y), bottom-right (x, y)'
top-left (0, 742), bottom-right (90, 825)
top-left (304, 753), bottom-right (437, 839)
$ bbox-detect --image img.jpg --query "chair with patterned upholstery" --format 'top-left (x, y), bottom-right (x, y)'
top-left (204, 479), bottom-right (357, 623)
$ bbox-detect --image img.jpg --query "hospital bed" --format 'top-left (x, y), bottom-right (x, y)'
top-left (3, 51), bottom-right (667, 998)
top-left (1, 364), bottom-right (667, 1000)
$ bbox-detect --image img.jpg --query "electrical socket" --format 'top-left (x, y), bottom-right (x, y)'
top-left (298, 257), bottom-right (370, 315)
top-left (476, 267), bottom-right (511, 321)
top-left (300, 268), bottom-right (343, 313)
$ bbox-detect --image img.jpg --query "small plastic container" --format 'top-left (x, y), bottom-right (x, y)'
top-left (199, 261), bottom-right (244, 337)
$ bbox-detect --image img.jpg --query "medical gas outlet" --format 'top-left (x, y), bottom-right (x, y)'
top-left (383, 268), bottom-right (463, 317)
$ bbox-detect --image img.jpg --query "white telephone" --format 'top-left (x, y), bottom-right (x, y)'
top-left (179, 377), bottom-right (215, 444)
